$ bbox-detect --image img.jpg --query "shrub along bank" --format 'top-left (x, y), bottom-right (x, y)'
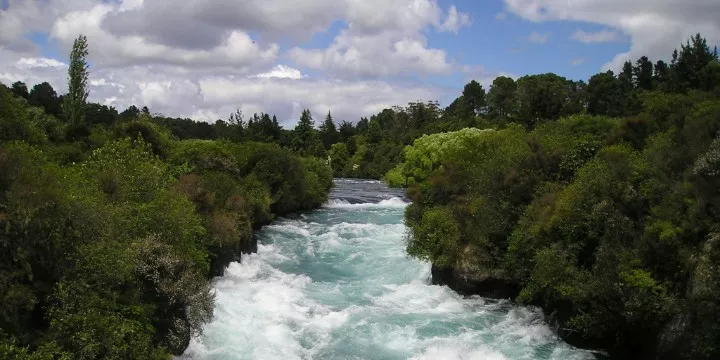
top-left (387, 42), bottom-right (720, 360)
top-left (0, 82), bottom-right (332, 358)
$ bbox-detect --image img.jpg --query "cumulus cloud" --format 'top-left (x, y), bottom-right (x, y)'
top-left (0, 48), bottom-right (440, 127)
top-left (198, 76), bottom-right (441, 126)
top-left (571, 30), bottom-right (620, 44)
top-left (251, 65), bottom-right (307, 80)
top-left (51, 4), bottom-right (278, 70)
top-left (0, 0), bottom-right (466, 125)
top-left (289, 30), bottom-right (453, 77)
top-left (441, 5), bottom-right (472, 33)
top-left (288, 0), bottom-right (468, 77)
top-left (503, 0), bottom-right (720, 70)
top-left (528, 31), bottom-right (550, 44)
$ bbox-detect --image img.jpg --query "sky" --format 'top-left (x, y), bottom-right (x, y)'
top-left (0, 0), bottom-right (719, 127)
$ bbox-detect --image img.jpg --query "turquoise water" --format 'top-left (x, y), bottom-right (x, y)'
top-left (181, 179), bottom-right (596, 360)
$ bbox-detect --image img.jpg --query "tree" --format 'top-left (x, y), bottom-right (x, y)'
top-left (356, 117), bottom-right (369, 134)
top-left (654, 60), bottom-right (671, 91)
top-left (515, 73), bottom-right (569, 128)
top-left (487, 76), bottom-right (517, 120)
top-left (461, 80), bottom-right (487, 121)
top-left (619, 60), bottom-right (635, 90)
top-left (634, 56), bottom-right (654, 91)
top-left (63, 34), bottom-right (90, 127)
top-left (586, 71), bottom-right (626, 117)
top-left (672, 33), bottom-right (719, 91)
top-left (120, 105), bottom-right (140, 121)
top-left (292, 109), bottom-right (322, 156)
top-left (228, 108), bottom-right (245, 140)
top-left (338, 120), bottom-right (355, 142)
top-left (86, 103), bottom-right (118, 125)
top-left (28, 82), bottom-right (61, 117)
top-left (141, 106), bottom-right (150, 115)
top-left (700, 60), bottom-right (720, 93)
top-left (328, 143), bottom-right (350, 175)
top-left (562, 80), bottom-right (587, 115)
top-left (319, 111), bottom-right (338, 149)
top-left (11, 81), bottom-right (28, 99)
top-left (367, 118), bottom-right (382, 143)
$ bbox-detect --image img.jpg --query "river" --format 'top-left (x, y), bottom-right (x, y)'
top-left (180, 179), bottom-right (596, 360)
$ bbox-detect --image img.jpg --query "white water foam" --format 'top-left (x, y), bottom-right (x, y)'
top-left (324, 197), bottom-right (408, 209)
top-left (181, 187), bottom-right (595, 360)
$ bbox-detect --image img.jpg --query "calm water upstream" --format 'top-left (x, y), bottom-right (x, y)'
top-left (180, 179), bottom-right (596, 360)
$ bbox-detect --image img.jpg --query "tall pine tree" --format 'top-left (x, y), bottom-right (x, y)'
top-left (634, 56), bottom-right (654, 90)
top-left (319, 111), bottom-right (338, 149)
top-left (292, 109), bottom-right (323, 156)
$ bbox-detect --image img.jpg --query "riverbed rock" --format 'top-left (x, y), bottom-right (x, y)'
top-left (430, 244), bottom-right (519, 299)
top-left (430, 264), bottom-right (519, 299)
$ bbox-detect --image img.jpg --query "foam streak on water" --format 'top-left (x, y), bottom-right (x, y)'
top-left (181, 179), bottom-right (595, 360)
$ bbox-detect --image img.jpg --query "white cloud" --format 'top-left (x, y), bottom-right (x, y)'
top-left (15, 57), bottom-right (66, 69)
top-left (528, 31), bottom-right (550, 44)
top-left (571, 29), bottom-right (620, 44)
top-left (570, 58), bottom-right (586, 66)
top-left (0, 48), bottom-right (440, 127)
top-left (288, 29), bottom-right (453, 77)
top-left (441, 5), bottom-right (471, 33)
top-left (50, 4), bottom-right (278, 70)
top-left (252, 65), bottom-right (306, 80)
top-left (0, 0), bottom-right (469, 125)
top-left (288, 0), bottom-right (468, 77)
top-left (504, 0), bottom-right (720, 70)
top-left (198, 76), bottom-right (441, 126)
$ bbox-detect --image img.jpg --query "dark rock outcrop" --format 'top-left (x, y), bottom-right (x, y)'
top-left (430, 264), bottom-right (519, 299)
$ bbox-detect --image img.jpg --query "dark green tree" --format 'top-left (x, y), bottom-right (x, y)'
top-left (672, 33), bottom-right (719, 90)
top-left (319, 111), bottom-right (338, 149)
top-left (634, 56), bottom-right (654, 90)
top-left (461, 80), bottom-right (487, 121)
top-left (338, 120), bottom-right (355, 142)
top-left (86, 103), bottom-right (118, 125)
top-left (562, 80), bottom-right (588, 115)
top-left (586, 71), bottom-right (625, 117)
top-left (228, 108), bottom-right (245, 140)
top-left (700, 60), bottom-right (720, 93)
top-left (292, 109), bottom-right (323, 156)
top-left (487, 76), bottom-right (517, 120)
top-left (28, 82), bottom-right (61, 117)
top-left (63, 34), bottom-right (90, 127)
top-left (11, 81), bottom-right (28, 99)
top-left (619, 60), bottom-right (635, 90)
top-left (654, 60), bottom-right (671, 91)
top-left (515, 73), bottom-right (569, 128)
top-left (356, 117), bottom-right (369, 134)
top-left (120, 105), bottom-right (140, 121)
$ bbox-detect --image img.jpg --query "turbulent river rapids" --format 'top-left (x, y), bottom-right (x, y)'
top-left (180, 179), bottom-right (596, 360)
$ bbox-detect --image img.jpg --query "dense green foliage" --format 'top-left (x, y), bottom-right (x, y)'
top-left (390, 35), bottom-right (720, 359)
top-left (4, 31), bottom-right (719, 359)
top-left (0, 37), bottom-right (332, 359)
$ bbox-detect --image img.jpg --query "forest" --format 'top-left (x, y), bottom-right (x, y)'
top-left (387, 34), bottom-right (720, 360)
top-left (0, 36), bottom-right (333, 358)
top-left (2, 31), bottom-right (720, 359)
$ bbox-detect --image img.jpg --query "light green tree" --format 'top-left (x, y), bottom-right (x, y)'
top-left (63, 34), bottom-right (90, 127)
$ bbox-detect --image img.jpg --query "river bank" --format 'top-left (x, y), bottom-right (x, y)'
top-left (180, 179), bottom-right (595, 360)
